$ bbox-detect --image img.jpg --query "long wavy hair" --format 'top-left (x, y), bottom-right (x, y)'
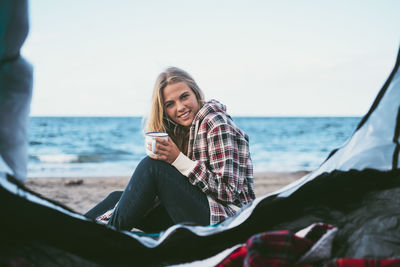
top-left (145, 67), bottom-right (205, 154)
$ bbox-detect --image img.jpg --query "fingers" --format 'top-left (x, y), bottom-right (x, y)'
top-left (154, 137), bottom-right (168, 144)
top-left (149, 137), bottom-right (178, 164)
top-left (150, 140), bottom-right (168, 156)
top-left (149, 152), bottom-right (167, 162)
top-left (150, 143), bottom-right (171, 163)
top-left (153, 138), bottom-right (169, 151)
top-left (156, 143), bottom-right (168, 152)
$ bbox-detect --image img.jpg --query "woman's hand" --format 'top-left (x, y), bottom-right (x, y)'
top-left (149, 137), bottom-right (181, 164)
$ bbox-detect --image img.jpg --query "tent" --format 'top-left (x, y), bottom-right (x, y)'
top-left (1, 1), bottom-right (400, 266)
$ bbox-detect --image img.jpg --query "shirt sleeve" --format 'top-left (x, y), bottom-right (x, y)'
top-left (186, 123), bottom-right (246, 204)
top-left (171, 152), bottom-right (197, 176)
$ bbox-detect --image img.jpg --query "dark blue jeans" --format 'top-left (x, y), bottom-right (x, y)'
top-left (85, 157), bottom-right (210, 232)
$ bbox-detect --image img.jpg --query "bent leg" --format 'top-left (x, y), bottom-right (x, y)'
top-left (136, 201), bottom-right (174, 233)
top-left (84, 191), bottom-right (122, 219)
top-left (108, 157), bottom-right (210, 231)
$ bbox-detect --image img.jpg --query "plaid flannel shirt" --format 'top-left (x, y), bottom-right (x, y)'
top-left (179, 100), bottom-right (255, 225)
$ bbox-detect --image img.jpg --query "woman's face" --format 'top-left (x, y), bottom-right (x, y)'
top-left (163, 81), bottom-right (200, 127)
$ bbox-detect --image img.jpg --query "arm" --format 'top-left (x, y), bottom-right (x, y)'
top-left (173, 123), bottom-right (248, 204)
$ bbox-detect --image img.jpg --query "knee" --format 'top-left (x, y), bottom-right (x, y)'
top-left (107, 191), bottom-right (123, 202)
top-left (137, 156), bottom-right (169, 169)
top-left (134, 157), bottom-right (176, 181)
top-left (139, 156), bottom-right (156, 166)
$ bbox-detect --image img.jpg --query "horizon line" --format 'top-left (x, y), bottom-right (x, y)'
top-left (29, 114), bottom-right (363, 118)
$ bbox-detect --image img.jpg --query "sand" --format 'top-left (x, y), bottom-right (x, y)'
top-left (25, 171), bottom-right (309, 214)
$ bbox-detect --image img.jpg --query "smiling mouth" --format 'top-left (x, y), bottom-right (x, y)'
top-left (178, 111), bottom-right (190, 120)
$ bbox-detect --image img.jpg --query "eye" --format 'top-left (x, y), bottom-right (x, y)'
top-left (165, 102), bottom-right (173, 108)
top-left (181, 93), bottom-right (189, 99)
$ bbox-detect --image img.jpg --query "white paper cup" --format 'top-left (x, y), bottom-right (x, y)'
top-left (145, 132), bottom-right (168, 156)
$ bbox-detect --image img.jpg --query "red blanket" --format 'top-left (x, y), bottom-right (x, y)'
top-left (216, 223), bottom-right (400, 267)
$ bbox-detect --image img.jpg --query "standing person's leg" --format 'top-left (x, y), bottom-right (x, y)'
top-left (108, 157), bottom-right (210, 231)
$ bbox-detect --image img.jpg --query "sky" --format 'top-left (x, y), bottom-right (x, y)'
top-left (22, 0), bottom-right (400, 117)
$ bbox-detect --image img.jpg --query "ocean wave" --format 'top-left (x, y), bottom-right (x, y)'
top-left (28, 116), bottom-right (360, 175)
top-left (31, 154), bottom-right (115, 163)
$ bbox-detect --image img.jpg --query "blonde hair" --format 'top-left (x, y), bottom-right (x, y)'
top-left (145, 67), bottom-right (205, 153)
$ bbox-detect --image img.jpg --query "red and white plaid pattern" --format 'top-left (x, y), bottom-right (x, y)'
top-left (186, 100), bottom-right (256, 224)
top-left (217, 223), bottom-right (336, 267)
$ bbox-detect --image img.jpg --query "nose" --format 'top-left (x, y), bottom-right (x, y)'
top-left (176, 101), bottom-right (185, 112)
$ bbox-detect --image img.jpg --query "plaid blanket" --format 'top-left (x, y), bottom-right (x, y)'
top-left (217, 223), bottom-right (336, 267)
top-left (215, 223), bottom-right (400, 267)
top-left (325, 259), bottom-right (400, 267)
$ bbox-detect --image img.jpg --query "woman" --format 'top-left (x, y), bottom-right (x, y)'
top-left (85, 67), bottom-right (255, 232)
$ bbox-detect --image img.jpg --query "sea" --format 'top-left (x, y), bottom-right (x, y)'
top-left (28, 116), bottom-right (361, 178)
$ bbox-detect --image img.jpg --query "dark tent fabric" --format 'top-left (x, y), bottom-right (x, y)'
top-left (1, 1), bottom-right (400, 266)
top-left (2, 169), bottom-right (400, 266)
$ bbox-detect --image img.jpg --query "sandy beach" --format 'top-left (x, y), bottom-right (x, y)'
top-left (25, 171), bottom-right (308, 214)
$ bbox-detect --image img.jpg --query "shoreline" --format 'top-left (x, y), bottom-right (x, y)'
top-left (25, 171), bottom-right (309, 214)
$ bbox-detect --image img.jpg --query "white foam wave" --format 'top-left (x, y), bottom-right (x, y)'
top-left (38, 154), bottom-right (79, 163)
